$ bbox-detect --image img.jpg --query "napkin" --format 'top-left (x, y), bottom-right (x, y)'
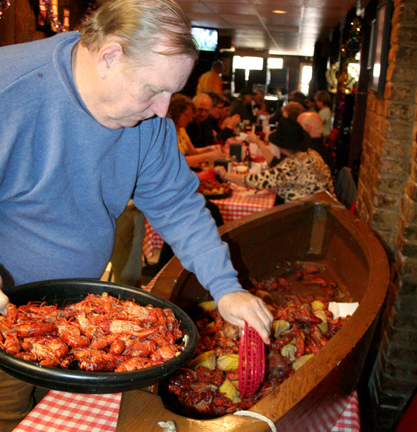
top-left (328, 302), bottom-right (359, 318)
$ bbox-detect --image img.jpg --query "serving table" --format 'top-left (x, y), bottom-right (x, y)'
top-left (12, 379), bottom-right (360, 432)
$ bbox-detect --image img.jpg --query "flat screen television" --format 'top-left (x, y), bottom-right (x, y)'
top-left (192, 27), bottom-right (218, 52)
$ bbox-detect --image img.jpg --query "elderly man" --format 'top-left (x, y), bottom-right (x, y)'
top-left (185, 93), bottom-right (218, 148)
top-left (200, 88), bottom-right (240, 143)
top-left (0, 0), bottom-right (272, 426)
top-left (298, 111), bottom-right (335, 175)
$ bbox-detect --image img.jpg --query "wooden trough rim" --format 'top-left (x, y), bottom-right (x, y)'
top-left (118, 192), bottom-right (389, 432)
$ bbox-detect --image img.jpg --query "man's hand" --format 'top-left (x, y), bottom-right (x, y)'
top-left (217, 291), bottom-right (273, 344)
top-left (0, 276), bottom-right (9, 315)
top-left (223, 114), bottom-right (241, 130)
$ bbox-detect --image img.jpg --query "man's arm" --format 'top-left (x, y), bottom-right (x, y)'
top-left (133, 118), bottom-right (272, 342)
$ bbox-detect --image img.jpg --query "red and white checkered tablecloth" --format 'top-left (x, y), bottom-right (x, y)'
top-left (13, 391), bottom-right (121, 432)
top-left (332, 392), bottom-right (361, 432)
top-left (13, 389), bottom-right (360, 431)
top-left (142, 189), bottom-right (276, 260)
top-left (142, 218), bottom-right (164, 260)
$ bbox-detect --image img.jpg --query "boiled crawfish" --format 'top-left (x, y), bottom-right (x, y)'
top-left (0, 293), bottom-right (184, 373)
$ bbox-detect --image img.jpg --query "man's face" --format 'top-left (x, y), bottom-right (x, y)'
top-left (210, 103), bottom-right (224, 120)
top-left (96, 52), bottom-right (195, 129)
top-left (194, 98), bottom-right (212, 123)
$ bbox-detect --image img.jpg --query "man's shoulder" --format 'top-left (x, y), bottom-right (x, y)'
top-left (0, 33), bottom-right (78, 90)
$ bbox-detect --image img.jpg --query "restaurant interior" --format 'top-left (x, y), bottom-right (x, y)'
top-left (1, 0), bottom-right (417, 431)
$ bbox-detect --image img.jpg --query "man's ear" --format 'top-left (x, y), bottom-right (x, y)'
top-left (97, 42), bottom-right (124, 78)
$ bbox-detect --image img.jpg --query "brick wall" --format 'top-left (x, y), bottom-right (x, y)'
top-left (357, 0), bottom-right (417, 429)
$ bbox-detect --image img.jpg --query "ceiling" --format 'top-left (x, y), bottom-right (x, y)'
top-left (175, 0), bottom-right (359, 56)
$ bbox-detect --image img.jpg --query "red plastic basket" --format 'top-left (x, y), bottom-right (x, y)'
top-left (238, 321), bottom-right (265, 398)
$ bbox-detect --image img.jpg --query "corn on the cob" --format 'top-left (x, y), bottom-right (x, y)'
top-left (311, 300), bottom-right (326, 311)
top-left (188, 350), bottom-right (216, 370)
top-left (313, 310), bottom-right (328, 334)
top-left (292, 354), bottom-right (314, 371)
top-left (272, 319), bottom-right (290, 338)
top-left (217, 353), bottom-right (239, 371)
top-left (198, 301), bottom-right (217, 312)
top-left (219, 379), bottom-right (241, 403)
top-left (281, 343), bottom-right (297, 362)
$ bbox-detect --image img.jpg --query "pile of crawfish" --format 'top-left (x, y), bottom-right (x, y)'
top-left (0, 293), bottom-right (184, 372)
top-left (160, 261), bottom-right (351, 419)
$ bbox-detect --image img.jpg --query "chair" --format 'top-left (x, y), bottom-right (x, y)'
top-left (334, 166), bottom-right (357, 214)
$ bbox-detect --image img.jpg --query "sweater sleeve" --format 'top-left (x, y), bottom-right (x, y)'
top-left (132, 118), bottom-right (244, 304)
top-left (244, 159), bottom-right (293, 191)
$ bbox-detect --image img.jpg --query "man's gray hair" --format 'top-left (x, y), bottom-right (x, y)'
top-left (78, 0), bottom-right (198, 63)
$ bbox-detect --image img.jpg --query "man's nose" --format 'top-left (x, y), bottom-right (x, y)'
top-left (151, 93), bottom-right (171, 118)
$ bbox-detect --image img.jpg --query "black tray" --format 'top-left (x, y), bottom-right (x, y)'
top-left (201, 189), bottom-right (233, 200)
top-left (1, 279), bottom-right (198, 394)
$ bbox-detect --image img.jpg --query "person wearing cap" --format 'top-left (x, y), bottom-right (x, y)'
top-left (230, 86), bottom-right (255, 122)
top-left (214, 118), bottom-right (334, 204)
top-left (196, 60), bottom-right (224, 95)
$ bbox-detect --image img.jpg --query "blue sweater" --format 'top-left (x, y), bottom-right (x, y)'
top-left (0, 32), bottom-right (243, 303)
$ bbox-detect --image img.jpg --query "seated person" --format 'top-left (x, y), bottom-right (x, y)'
top-left (219, 99), bottom-right (234, 129)
top-left (230, 87), bottom-right (255, 123)
top-left (214, 118), bottom-right (334, 205)
top-left (270, 90), bottom-right (309, 125)
top-left (250, 88), bottom-right (266, 119)
top-left (297, 111), bottom-right (336, 175)
top-left (305, 94), bottom-right (316, 112)
top-left (169, 93), bottom-right (224, 167)
top-left (245, 102), bottom-right (305, 169)
top-left (186, 93), bottom-right (215, 148)
top-left (282, 101), bottom-right (305, 120)
top-left (200, 88), bottom-right (241, 143)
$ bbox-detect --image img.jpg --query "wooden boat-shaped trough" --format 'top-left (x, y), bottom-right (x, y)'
top-left (117, 192), bottom-right (389, 432)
